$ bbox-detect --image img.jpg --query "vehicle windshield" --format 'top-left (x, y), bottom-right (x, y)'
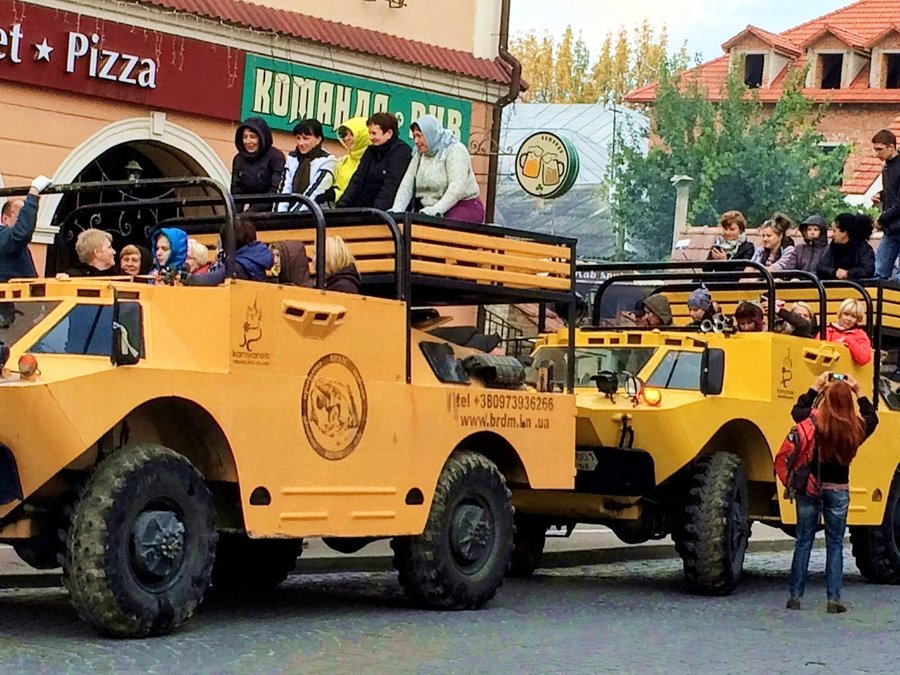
top-left (531, 346), bottom-right (656, 389)
top-left (0, 301), bottom-right (60, 347)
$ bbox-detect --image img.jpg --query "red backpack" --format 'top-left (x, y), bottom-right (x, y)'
top-left (774, 412), bottom-right (819, 499)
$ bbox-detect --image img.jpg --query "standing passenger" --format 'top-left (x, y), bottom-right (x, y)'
top-left (872, 129), bottom-right (900, 279)
top-left (390, 115), bottom-right (484, 222)
top-left (231, 117), bottom-right (286, 212)
top-left (336, 112), bottom-right (412, 211)
top-left (0, 175), bottom-right (51, 281)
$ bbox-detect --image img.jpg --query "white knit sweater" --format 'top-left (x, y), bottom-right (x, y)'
top-left (391, 142), bottom-right (480, 215)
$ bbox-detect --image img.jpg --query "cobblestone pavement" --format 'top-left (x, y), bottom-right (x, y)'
top-left (0, 547), bottom-right (895, 674)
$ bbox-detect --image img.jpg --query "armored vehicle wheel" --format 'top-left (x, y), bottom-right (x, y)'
top-left (62, 444), bottom-right (216, 637)
top-left (850, 467), bottom-right (900, 584)
top-left (391, 450), bottom-right (514, 609)
top-left (212, 534), bottom-right (303, 591)
top-left (508, 515), bottom-right (546, 578)
top-left (675, 452), bottom-right (749, 596)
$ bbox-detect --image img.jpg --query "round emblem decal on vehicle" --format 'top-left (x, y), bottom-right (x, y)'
top-left (301, 353), bottom-right (368, 461)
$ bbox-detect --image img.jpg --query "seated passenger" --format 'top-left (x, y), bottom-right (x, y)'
top-left (324, 235), bottom-right (360, 294)
top-left (119, 244), bottom-right (151, 276)
top-left (795, 215), bottom-right (828, 274)
top-left (186, 239), bottom-right (210, 274)
top-left (336, 112), bottom-right (412, 210)
top-left (761, 297), bottom-right (818, 338)
top-left (734, 301), bottom-right (764, 332)
top-left (186, 218), bottom-right (273, 286)
top-left (687, 287), bottom-right (715, 327)
top-left (748, 214), bottom-right (797, 273)
top-left (817, 213), bottom-right (875, 280)
top-left (150, 227), bottom-right (189, 284)
top-left (66, 229), bottom-right (119, 276)
top-left (279, 118), bottom-right (337, 212)
top-left (825, 298), bottom-right (872, 365)
top-left (390, 114), bottom-right (484, 223)
top-left (333, 117), bottom-right (371, 201)
top-left (268, 240), bottom-right (313, 287)
top-left (708, 210), bottom-right (754, 261)
top-left (638, 294), bottom-right (673, 327)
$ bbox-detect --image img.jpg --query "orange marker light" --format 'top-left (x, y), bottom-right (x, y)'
top-left (641, 386), bottom-right (663, 407)
top-left (18, 354), bottom-right (39, 378)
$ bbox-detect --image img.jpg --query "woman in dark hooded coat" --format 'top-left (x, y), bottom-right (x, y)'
top-left (268, 240), bottom-right (313, 287)
top-left (231, 117), bottom-right (286, 212)
top-left (817, 214), bottom-right (876, 280)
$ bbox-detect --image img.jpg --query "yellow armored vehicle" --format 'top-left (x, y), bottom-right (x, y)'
top-left (512, 260), bottom-right (900, 595)
top-left (0, 180), bottom-right (577, 636)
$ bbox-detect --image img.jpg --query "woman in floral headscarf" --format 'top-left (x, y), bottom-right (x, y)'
top-left (390, 114), bottom-right (485, 222)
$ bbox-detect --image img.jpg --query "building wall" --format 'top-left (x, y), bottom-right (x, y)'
top-left (814, 105), bottom-right (900, 178)
top-left (247, 0), bottom-right (499, 58)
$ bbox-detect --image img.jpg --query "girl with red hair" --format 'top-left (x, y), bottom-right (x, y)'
top-left (786, 373), bottom-right (878, 613)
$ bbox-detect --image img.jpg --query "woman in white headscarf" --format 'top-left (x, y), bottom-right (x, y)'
top-left (390, 115), bottom-right (484, 222)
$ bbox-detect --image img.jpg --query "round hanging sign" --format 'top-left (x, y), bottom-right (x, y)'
top-left (514, 132), bottom-right (580, 199)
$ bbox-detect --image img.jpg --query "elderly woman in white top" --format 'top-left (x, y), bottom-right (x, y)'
top-left (390, 115), bottom-right (484, 222)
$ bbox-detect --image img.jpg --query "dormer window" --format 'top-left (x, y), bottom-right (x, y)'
top-left (886, 54), bottom-right (900, 89)
top-left (819, 53), bottom-right (843, 88)
top-left (744, 54), bottom-right (765, 88)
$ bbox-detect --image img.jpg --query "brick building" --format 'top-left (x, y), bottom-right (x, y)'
top-left (625, 0), bottom-right (900, 207)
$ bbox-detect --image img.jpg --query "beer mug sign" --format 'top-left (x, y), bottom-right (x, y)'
top-left (514, 132), bottom-right (579, 199)
top-left (518, 145), bottom-right (543, 179)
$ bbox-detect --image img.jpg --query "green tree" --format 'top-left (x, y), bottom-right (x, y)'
top-left (511, 22), bottom-right (686, 103)
top-left (609, 63), bottom-right (850, 260)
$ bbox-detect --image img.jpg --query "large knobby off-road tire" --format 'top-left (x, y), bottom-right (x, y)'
top-left (391, 450), bottom-right (514, 609)
top-left (211, 534), bottom-right (303, 591)
top-left (850, 466), bottom-right (900, 584)
top-left (674, 452), bottom-right (750, 596)
top-left (508, 515), bottom-right (546, 578)
top-left (62, 444), bottom-right (217, 638)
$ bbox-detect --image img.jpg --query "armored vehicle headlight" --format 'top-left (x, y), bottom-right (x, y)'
top-left (17, 354), bottom-right (39, 379)
top-left (641, 386), bottom-right (662, 407)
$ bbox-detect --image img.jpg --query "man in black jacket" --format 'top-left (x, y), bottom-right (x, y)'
top-left (873, 128), bottom-right (900, 278)
top-left (336, 112), bottom-right (411, 210)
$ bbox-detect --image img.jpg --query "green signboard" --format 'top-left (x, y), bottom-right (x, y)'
top-left (241, 54), bottom-right (472, 144)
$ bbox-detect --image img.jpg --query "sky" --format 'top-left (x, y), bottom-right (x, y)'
top-left (509, 0), bottom-right (851, 62)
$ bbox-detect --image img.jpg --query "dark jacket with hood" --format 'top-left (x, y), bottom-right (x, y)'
top-left (879, 153), bottom-right (900, 234)
top-left (325, 264), bottom-right (361, 294)
top-left (795, 224), bottom-right (828, 274)
top-left (0, 195), bottom-right (37, 281)
top-left (817, 239), bottom-right (876, 280)
top-left (186, 241), bottom-right (274, 286)
top-left (269, 240), bottom-right (313, 287)
top-left (336, 135), bottom-right (412, 210)
top-left (231, 117), bottom-right (286, 212)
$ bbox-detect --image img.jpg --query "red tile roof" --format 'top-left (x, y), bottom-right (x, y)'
top-left (626, 0), bottom-right (900, 104)
top-left (721, 25), bottom-right (802, 57)
top-left (800, 24), bottom-right (868, 50)
top-left (132, 0), bottom-right (515, 85)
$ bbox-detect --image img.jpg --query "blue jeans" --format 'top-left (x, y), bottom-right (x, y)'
top-left (789, 490), bottom-right (850, 601)
top-left (875, 231), bottom-right (900, 279)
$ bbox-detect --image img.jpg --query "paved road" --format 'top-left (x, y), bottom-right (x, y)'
top-left (0, 545), bottom-right (895, 674)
